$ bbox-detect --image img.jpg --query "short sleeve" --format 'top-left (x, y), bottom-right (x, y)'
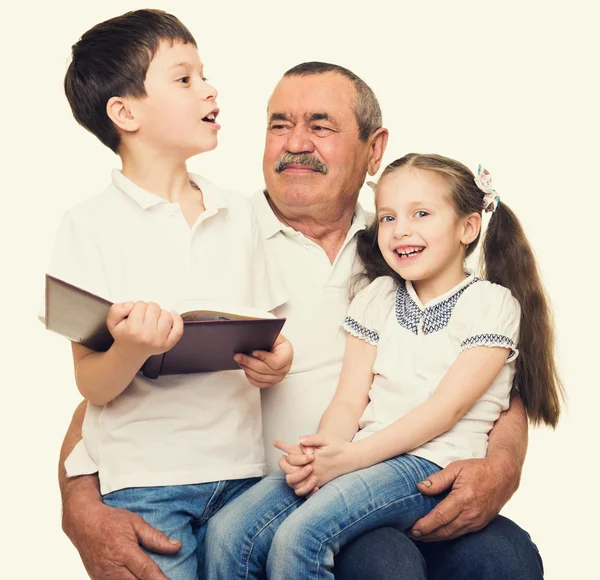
top-left (247, 207), bottom-right (288, 312)
top-left (454, 282), bottom-right (521, 363)
top-left (341, 276), bottom-right (397, 345)
top-left (38, 209), bottom-right (111, 324)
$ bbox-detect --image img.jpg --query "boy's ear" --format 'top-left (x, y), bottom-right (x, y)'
top-left (106, 96), bottom-right (139, 133)
top-left (461, 212), bottom-right (482, 246)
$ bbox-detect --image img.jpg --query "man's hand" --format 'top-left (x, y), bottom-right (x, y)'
top-left (409, 455), bottom-right (520, 542)
top-left (63, 494), bottom-right (181, 579)
top-left (235, 333), bottom-right (293, 388)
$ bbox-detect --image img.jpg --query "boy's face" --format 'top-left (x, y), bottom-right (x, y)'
top-left (128, 41), bottom-right (219, 158)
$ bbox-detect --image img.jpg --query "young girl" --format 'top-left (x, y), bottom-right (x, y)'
top-left (204, 153), bottom-right (563, 580)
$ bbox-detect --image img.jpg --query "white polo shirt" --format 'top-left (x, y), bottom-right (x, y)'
top-left (43, 171), bottom-right (287, 495)
top-left (251, 191), bottom-right (369, 473)
top-left (343, 274), bottom-right (520, 467)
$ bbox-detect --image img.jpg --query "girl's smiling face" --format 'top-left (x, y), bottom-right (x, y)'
top-left (376, 166), bottom-right (477, 295)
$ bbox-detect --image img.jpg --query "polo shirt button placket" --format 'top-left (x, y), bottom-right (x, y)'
top-left (418, 312), bottom-right (425, 335)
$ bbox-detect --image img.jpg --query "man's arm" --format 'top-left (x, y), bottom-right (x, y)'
top-left (409, 392), bottom-right (528, 541)
top-left (60, 403), bottom-right (181, 580)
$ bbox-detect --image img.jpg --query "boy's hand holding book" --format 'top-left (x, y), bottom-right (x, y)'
top-left (45, 275), bottom-right (287, 378)
top-left (234, 333), bottom-right (293, 388)
top-left (107, 301), bottom-right (184, 359)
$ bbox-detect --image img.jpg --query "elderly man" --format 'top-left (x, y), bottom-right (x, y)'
top-left (59, 62), bottom-right (543, 579)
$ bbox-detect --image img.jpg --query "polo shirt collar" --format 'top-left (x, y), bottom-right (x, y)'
top-left (252, 190), bottom-right (283, 239)
top-left (189, 174), bottom-right (229, 212)
top-left (406, 270), bottom-right (477, 311)
top-left (111, 169), bottom-right (228, 212)
top-left (253, 189), bottom-right (368, 240)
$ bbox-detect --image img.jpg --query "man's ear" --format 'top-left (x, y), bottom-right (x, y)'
top-left (106, 96), bottom-right (139, 133)
top-left (367, 127), bottom-right (389, 176)
top-left (461, 212), bottom-right (482, 246)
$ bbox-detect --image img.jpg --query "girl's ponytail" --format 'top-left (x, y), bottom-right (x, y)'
top-left (481, 202), bottom-right (564, 427)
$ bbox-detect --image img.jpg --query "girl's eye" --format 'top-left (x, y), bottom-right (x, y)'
top-left (415, 211), bottom-right (429, 218)
top-left (380, 215), bottom-right (395, 223)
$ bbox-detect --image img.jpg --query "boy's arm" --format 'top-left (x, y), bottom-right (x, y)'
top-left (410, 392), bottom-right (527, 541)
top-left (60, 403), bottom-right (181, 580)
top-left (74, 302), bottom-right (183, 406)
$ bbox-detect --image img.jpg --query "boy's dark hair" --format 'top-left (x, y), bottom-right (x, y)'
top-left (64, 9), bottom-right (196, 153)
top-left (283, 62), bottom-right (382, 142)
top-left (356, 153), bottom-right (565, 428)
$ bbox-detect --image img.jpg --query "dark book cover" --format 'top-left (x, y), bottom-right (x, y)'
top-left (45, 275), bottom-right (286, 379)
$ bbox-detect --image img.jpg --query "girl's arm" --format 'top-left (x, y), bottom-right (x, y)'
top-left (317, 334), bottom-right (377, 442)
top-left (352, 346), bottom-right (511, 470)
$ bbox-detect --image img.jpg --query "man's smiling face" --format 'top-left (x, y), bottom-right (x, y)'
top-left (263, 72), bottom-right (373, 211)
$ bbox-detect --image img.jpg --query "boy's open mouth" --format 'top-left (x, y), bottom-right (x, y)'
top-left (202, 112), bottom-right (218, 123)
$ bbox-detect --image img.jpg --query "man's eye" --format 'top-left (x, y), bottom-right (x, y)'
top-left (313, 125), bottom-right (331, 132)
top-left (270, 124), bottom-right (290, 132)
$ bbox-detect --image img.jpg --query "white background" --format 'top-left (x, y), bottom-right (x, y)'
top-left (1, 0), bottom-right (598, 578)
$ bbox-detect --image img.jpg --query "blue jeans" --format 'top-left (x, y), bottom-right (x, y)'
top-left (334, 516), bottom-right (544, 579)
top-left (205, 454), bottom-right (441, 580)
top-left (104, 477), bottom-right (260, 580)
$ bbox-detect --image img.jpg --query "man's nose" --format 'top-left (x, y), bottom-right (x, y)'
top-left (285, 125), bottom-right (315, 154)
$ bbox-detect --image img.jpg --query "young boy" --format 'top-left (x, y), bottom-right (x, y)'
top-left (42, 9), bottom-right (291, 579)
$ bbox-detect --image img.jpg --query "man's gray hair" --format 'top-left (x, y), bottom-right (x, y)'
top-left (283, 62), bottom-right (382, 142)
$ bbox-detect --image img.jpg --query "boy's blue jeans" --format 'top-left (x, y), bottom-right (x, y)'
top-left (104, 477), bottom-right (260, 580)
top-left (205, 454), bottom-right (441, 580)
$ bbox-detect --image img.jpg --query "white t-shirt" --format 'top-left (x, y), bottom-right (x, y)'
top-left (44, 171), bottom-right (287, 495)
top-left (343, 274), bottom-right (520, 468)
top-left (251, 191), bottom-right (369, 472)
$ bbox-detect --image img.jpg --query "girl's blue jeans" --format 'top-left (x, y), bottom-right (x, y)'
top-left (204, 454), bottom-right (441, 580)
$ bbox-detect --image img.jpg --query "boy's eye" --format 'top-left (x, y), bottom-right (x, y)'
top-left (201, 77), bottom-right (208, 82)
top-left (177, 76), bottom-right (191, 84)
top-left (379, 215), bottom-right (395, 223)
top-left (415, 211), bottom-right (429, 218)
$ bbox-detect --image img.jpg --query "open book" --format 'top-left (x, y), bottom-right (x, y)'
top-left (44, 275), bottom-right (286, 379)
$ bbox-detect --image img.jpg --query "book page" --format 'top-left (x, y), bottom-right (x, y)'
top-left (172, 299), bottom-right (277, 321)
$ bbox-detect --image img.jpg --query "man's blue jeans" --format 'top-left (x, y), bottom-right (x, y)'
top-left (334, 516), bottom-right (544, 579)
top-left (205, 454), bottom-right (442, 580)
top-left (103, 477), bottom-right (260, 580)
